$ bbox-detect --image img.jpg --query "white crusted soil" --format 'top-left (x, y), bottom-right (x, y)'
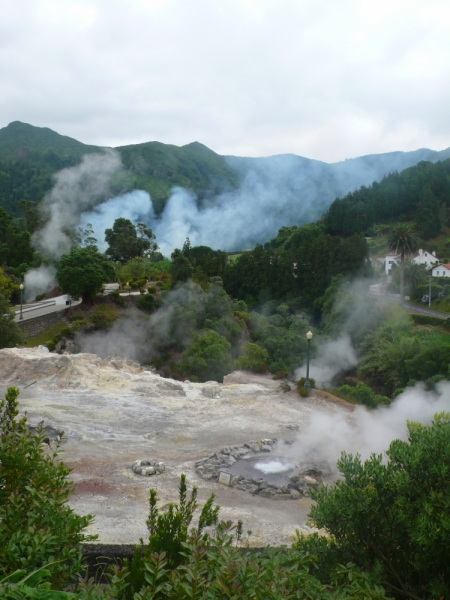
top-left (0, 347), bottom-right (351, 546)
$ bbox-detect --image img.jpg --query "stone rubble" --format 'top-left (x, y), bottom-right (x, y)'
top-left (132, 459), bottom-right (166, 476)
top-left (195, 439), bottom-right (323, 500)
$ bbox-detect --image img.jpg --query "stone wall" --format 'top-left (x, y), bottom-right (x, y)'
top-left (17, 309), bottom-right (70, 339)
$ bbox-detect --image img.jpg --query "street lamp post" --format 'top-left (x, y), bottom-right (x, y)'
top-left (19, 284), bottom-right (24, 320)
top-left (304, 330), bottom-right (313, 393)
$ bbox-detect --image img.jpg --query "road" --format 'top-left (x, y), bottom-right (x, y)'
top-left (369, 290), bottom-right (450, 319)
top-left (13, 296), bottom-right (82, 323)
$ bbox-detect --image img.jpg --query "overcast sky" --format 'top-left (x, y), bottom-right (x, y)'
top-left (1, 0), bottom-right (450, 161)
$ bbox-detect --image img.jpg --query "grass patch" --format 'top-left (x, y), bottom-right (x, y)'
top-left (23, 321), bottom-right (68, 348)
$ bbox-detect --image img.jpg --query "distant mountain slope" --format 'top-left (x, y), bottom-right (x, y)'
top-left (0, 121), bottom-right (101, 162)
top-left (1, 120), bottom-right (450, 249)
top-left (226, 146), bottom-right (450, 221)
top-left (0, 121), bottom-right (238, 216)
top-left (117, 139), bottom-right (239, 213)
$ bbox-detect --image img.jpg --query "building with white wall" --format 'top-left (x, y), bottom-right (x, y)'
top-left (384, 249), bottom-right (438, 275)
top-left (431, 263), bottom-right (450, 278)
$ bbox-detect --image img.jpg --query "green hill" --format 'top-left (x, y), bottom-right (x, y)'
top-left (117, 140), bottom-right (239, 214)
top-left (0, 121), bottom-right (101, 163)
top-left (0, 121), bottom-right (239, 216)
top-left (321, 158), bottom-right (450, 239)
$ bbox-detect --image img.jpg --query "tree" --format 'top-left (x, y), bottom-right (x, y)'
top-left (75, 222), bottom-right (98, 249)
top-left (235, 342), bottom-right (269, 373)
top-left (387, 224), bottom-right (420, 299)
top-left (309, 414), bottom-right (450, 599)
top-left (105, 218), bottom-right (157, 263)
top-left (170, 249), bottom-right (194, 288)
top-left (56, 246), bottom-right (111, 302)
top-left (0, 295), bottom-right (22, 349)
top-left (179, 329), bottom-right (232, 382)
top-left (0, 268), bottom-right (18, 300)
top-left (0, 387), bottom-right (95, 585)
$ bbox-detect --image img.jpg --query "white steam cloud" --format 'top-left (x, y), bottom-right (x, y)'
top-left (23, 265), bottom-right (56, 302)
top-left (25, 150), bottom-right (125, 296)
top-left (295, 334), bottom-right (359, 387)
top-left (279, 382), bottom-right (450, 471)
top-left (255, 460), bottom-right (294, 475)
top-left (32, 150), bottom-right (124, 260)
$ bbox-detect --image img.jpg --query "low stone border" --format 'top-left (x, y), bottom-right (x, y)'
top-left (195, 440), bottom-right (323, 500)
top-left (132, 459), bottom-right (165, 476)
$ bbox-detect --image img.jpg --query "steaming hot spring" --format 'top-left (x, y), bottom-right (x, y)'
top-left (0, 347), bottom-right (350, 546)
top-left (195, 439), bottom-right (333, 500)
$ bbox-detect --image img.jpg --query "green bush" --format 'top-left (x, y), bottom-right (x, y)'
top-left (411, 283), bottom-right (443, 300)
top-left (234, 342), bottom-right (269, 373)
top-left (45, 337), bottom-right (58, 352)
top-left (110, 289), bottom-right (126, 307)
top-left (272, 370), bottom-right (289, 380)
top-left (179, 330), bottom-right (232, 383)
top-left (35, 294), bottom-right (45, 302)
top-left (137, 293), bottom-right (155, 312)
top-left (336, 382), bottom-right (378, 408)
top-left (0, 388), bottom-right (95, 586)
top-left (146, 474), bottom-right (219, 569)
top-left (70, 314), bottom-right (84, 322)
top-left (87, 305), bottom-right (118, 330)
top-left (111, 496), bottom-right (389, 600)
top-left (411, 313), bottom-right (450, 328)
top-left (309, 414), bottom-right (450, 599)
top-left (297, 377), bottom-right (316, 397)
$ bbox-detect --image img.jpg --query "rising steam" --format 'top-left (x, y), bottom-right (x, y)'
top-left (277, 382), bottom-right (450, 471)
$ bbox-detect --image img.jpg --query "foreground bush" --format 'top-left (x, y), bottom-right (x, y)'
top-left (309, 413), bottom-right (450, 599)
top-left (107, 476), bottom-right (389, 600)
top-left (0, 388), bottom-right (95, 586)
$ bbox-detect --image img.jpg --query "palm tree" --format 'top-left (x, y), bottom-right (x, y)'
top-left (387, 224), bottom-right (420, 299)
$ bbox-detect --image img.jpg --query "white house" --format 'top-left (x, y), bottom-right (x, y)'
top-left (413, 249), bottom-right (438, 269)
top-left (431, 263), bottom-right (450, 278)
top-left (384, 249), bottom-right (438, 275)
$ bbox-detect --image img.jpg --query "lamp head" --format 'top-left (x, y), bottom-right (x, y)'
top-left (20, 284), bottom-right (24, 290)
top-left (306, 330), bottom-right (313, 340)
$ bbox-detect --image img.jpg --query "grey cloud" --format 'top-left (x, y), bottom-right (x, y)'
top-left (1, 1), bottom-right (449, 161)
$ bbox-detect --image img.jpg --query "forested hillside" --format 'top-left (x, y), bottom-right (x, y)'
top-left (2, 120), bottom-right (450, 233)
top-left (0, 121), bottom-right (238, 216)
top-left (322, 158), bottom-right (450, 239)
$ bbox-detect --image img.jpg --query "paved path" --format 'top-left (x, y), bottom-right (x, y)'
top-left (14, 296), bottom-right (82, 323)
top-left (369, 291), bottom-right (450, 319)
top-left (400, 302), bottom-right (450, 319)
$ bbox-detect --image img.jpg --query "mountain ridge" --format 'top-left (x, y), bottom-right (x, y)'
top-left (2, 121), bottom-right (450, 246)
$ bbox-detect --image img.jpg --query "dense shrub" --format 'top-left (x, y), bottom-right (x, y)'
top-left (336, 382), bottom-right (379, 407)
top-left (297, 377), bottom-right (316, 397)
top-left (0, 388), bottom-right (95, 586)
top-left (179, 329), bottom-right (232, 382)
top-left (411, 313), bottom-right (450, 328)
top-left (310, 414), bottom-right (450, 599)
top-left (234, 342), bottom-right (269, 373)
top-left (110, 289), bottom-right (126, 307)
top-left (86, 305), bottom-right (119, 330)
top-left (137, 293), bottom-right (155, 312)
top-left (272, 370), bottom-right (289, 380)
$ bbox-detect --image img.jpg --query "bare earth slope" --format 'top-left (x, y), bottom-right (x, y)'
top-left (0, 347), bottom-right (351, 546)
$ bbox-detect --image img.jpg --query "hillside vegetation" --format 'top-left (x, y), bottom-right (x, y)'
top-left (0, 121), bottom-right (238, 216)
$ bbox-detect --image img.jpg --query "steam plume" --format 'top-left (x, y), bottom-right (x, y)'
top-left (32, 149), bottom-right (125, 260)
top-left (278, 382), bottom-right (450, 471)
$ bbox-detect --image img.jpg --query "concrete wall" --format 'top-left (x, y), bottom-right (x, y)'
top-left (17, 309), bottom-right (70, 339)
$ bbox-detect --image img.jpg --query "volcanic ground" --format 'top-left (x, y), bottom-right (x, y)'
top-left (0, 347), bottom-right (353, 546)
